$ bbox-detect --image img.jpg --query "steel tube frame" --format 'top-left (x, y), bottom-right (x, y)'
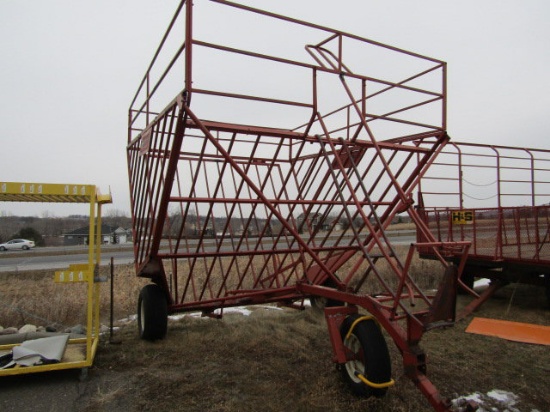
top-left (126, 2), bottom-right (469, 410)
top-left (417, 141), bottom-right (550, 319)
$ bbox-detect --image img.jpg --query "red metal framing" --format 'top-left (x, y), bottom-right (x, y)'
top-left (418, 142), bottom-right (550, 264)
top-left (417, 141), bottom-right (550, 315)
top-left (127, 1), bottom-right (470, 410)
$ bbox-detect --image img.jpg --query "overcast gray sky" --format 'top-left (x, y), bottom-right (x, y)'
top-left (1, 0), bottom-right (549, 217)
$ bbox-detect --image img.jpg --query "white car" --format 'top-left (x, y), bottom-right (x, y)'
top-left (0, 239), bottom-right (36, 251)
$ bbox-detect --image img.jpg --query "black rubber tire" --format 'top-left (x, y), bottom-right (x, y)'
top-left (340, 314), bottom-right (392, 398)
top-left (138, 284), bottom-right (168, 341)
top-left (22, 245), bottom-right (29, 250)
top-left (0, 247), bottom-right (5, 251)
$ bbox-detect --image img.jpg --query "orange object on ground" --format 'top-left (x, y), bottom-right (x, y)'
top-left (466, 317), bottom-right (550, 345)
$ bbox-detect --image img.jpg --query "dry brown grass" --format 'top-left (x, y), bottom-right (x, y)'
top-left (0, 264), bottom-right (146, 330)
top-left (1, 253), bottom-right (549, 411)
top-left (0, 249), bottom-right (443, 330)
top-left (82, 286), bottom-right (549, 412)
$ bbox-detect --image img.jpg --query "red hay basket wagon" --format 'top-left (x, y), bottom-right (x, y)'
top-left (127, 1), bottom-right (472, 410)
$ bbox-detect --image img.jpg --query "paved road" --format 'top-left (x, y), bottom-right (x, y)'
top-left (0, 246), bottom-right (135, 273)
top-left (0, 231), bottom-right (417, 273)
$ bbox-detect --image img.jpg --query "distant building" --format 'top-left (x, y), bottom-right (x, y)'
top-left (63, 225), bottom-right (131, 245)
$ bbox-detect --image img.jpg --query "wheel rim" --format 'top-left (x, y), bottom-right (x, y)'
top-left (343, 333), bottom-right (365, 384)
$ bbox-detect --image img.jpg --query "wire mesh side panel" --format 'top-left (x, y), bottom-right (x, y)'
top-left (127, 94), bottom-right (187, 279)
top-left (135, 111), bottom-right (450, 314)
top-left (418, 142), bottom-right (550, 265)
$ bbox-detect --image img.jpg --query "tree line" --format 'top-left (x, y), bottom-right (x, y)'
top-left (0, 211), bottom-right (132, 247)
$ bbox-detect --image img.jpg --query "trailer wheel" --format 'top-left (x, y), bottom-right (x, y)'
top-left (340, 314), bottom-right (392, 398)
top-left (138, 284), bottom-right (168, 341)
top-left (310, 277), bottom-right (343, 313)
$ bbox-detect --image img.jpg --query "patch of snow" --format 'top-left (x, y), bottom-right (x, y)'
top-left (118, 314), bottom-right (137, 323)
top-left (180, 312), bottom-right (202, 319)
top-left (132, 303), bottom-right (295, 323)
top-left (463, 392), bottom-right (484, 403)
top-left (169, 313), bottom-right (188, 321)
top-left (451, 392), bottom-right (483, 410)
top-left (214, 306), bottom-right (251, 316)
top-left (473, 278), bottom-right (491, 292)
top-left (255, 305), bottom-right (284, 311)
top-left (169, 306), bottom-right (253, 320)
top-left (453, 390), bottom-right (530, 412)
top-left (487, 389), bottom-right (518, 405)
top-left (99, 326), bottom-right (119, 336)
top-left (167, 305), bottom-right (285, 321)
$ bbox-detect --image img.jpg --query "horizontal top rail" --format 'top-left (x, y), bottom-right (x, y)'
top-left (128, 0), bottom-right (447, 144)
top-left (0, 182), bottom-right (112, 204)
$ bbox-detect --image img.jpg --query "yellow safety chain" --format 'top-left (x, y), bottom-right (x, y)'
top-left (345, 315), bottom-right (376, 340)
top-left (357, 373), bottom-right (395, 389)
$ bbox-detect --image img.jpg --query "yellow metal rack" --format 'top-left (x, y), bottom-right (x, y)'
top-left (0, 182), bottom-right (112, 376)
